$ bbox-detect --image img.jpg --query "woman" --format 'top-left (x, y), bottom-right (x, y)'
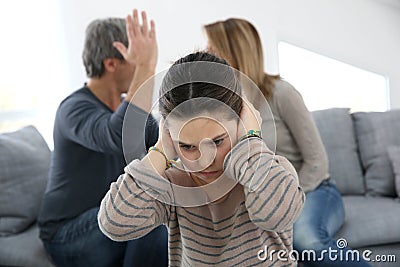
top-left (98, 52), bottom-right (305, 266)
top-left (204, 18), bottom-right (370, 266)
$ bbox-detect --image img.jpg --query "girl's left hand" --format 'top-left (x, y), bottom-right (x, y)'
top-left (237, 97), bottom-right (262, 139)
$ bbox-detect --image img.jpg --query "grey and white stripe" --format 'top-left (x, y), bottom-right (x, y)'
top-left (98, 138), bottom-right (305, 266)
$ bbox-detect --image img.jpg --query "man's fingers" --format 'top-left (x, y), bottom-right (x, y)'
top-left (128, 9), bottom-right (155, 39)
top-left (150, 20), bottom-right (156, 39)
top-left (132, 9), bottom-right (140, 36)
top-left (126, 15), bottom-right (134, 42)
top-left (113, 42), bottom-right (128, 59)
top-left (141, 11), bottom-right (148, 35)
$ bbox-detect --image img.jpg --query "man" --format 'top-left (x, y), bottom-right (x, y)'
top-left (38, 9), bottom-right (167, 267)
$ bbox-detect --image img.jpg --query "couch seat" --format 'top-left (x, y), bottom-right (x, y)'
top-left (335, 196), bottom-right (400, 248)
top-left (0, 223), bottom-right (54, 267)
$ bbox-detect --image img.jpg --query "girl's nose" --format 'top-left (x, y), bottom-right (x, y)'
top-left (183, 139), bottom-right (217, 172)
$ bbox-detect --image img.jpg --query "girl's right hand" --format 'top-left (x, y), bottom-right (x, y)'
top-left (155, 118), bottom-right (178, 161)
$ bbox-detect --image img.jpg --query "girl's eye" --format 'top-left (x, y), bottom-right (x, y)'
top-left (214, 138), bottom-right (224, 146)
top-left (180, 144), bottom-right (195, 151)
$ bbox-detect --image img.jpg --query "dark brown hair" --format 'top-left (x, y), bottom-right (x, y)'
top-left (159, 52), bottom-right (242, 120)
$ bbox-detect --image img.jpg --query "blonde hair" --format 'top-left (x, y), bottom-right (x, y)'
top-left (204, 18), bottom-right (279, 100)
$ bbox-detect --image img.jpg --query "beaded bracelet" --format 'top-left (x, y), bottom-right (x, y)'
top-left (238, 129), bottom-right (262, 142)
top-left (148, 146), bottom-right (173, 170)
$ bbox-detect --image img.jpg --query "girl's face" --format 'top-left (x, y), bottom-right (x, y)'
top-left (167, 116), bottom-right (238, 185)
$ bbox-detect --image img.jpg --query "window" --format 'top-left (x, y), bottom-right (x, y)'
top-left (278, 42), bottom-right (389, 112)
top-left (0, 91), bottom-right (40, 134)
top-left (0, 0), bottom-right (66, 148)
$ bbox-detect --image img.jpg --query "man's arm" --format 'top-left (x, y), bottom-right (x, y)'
top-left (59, 99), bottom-right (152, 156)
top-left (60, 9), bottom-right (159, 156)
top-left (115, 9), bottom-right (158, 113)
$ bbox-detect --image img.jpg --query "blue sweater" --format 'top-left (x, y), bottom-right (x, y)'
top-left (38, 86), bottom-right (158, 240)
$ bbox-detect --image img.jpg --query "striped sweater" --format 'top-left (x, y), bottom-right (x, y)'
top-left (98, 138), bottom-right (305, 266)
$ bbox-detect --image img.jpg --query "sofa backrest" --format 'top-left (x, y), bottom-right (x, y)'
top-left (312, 108), bottom-right (365, 195)
top-left (352, 110), bottom-right (400, 197)
top-left (0, 126), bottom-right (50, 236)
top-left (312, 108), bottom-right (400, 198)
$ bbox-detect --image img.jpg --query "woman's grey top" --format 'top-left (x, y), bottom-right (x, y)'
top-left (256, 79), bottom-right (329, 193)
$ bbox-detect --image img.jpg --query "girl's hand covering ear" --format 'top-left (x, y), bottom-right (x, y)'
top-left (155, 118), bottom-right (178, 160)
top-left (237, 97), bottom-right (262, 140)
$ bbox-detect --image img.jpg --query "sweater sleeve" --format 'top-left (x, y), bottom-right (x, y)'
top-left (223, 138), bottom-right (305, 232)
top-left (275, 83), bottom-right (329, 192)
top-left (59, 99), bottom-right (155, 156)
top-left (98, 160), bottom-right (170, 241)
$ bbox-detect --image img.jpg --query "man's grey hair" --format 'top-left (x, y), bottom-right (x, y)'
top-left (82, 18), bottom-right (128, 78)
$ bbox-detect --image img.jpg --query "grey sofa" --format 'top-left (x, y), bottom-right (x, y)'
top-left (312, 108), bottom-right (400, 267)
top-left (0, 126), bottom-right (54, 267)
top-left (1, 109), bottom-right (400, 266)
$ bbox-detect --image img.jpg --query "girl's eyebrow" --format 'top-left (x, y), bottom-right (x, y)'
top-left (211, 133), bottom-right (228, 140)
top-left (178, 133), bottom-right (228, 146)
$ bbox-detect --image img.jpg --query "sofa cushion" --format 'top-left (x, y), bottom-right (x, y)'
top-left (0, 126), bottom-right (50, 236)
top-left (353, 110), bottom-right (400, 197)
top-left (387, 146), bottom-right (400, 198)
top-left (312, 108), bottom-right (365, 195)
top-left (0, 223), bottom-right (54, 266)
top-left (335, 196), bottom-right (400, 248)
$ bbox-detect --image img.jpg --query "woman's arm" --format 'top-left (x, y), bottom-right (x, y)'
top-left (223, 138), bottom-right (305, 232)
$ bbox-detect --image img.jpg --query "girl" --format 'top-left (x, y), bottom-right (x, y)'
top-left (98, 52), bottom-right (304, 266)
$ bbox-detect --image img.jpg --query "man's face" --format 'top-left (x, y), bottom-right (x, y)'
top-left (115, 60), bottom-right (135, 93)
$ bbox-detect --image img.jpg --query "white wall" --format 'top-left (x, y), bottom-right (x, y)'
top-left (57, 0), bottom-right (400, 108)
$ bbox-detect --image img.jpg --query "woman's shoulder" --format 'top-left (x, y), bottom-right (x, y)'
top-left (272, 79), bottom-right (302, 100)
top-left (270, 78), bottom-right (309, 115)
